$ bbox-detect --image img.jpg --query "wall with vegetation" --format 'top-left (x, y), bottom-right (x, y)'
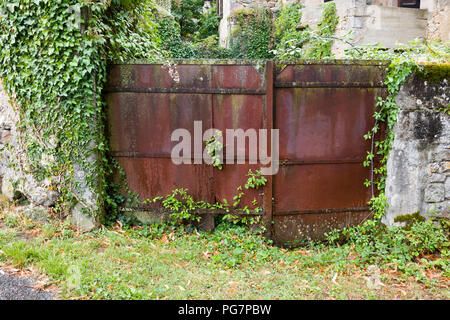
top-left (0, 0), bottom-right (163, 230)
top-left (385, 67), bottom-right (450, 225)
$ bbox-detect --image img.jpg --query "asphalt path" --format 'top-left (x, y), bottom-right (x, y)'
top-left (0, 269), bottom-right (54, 300)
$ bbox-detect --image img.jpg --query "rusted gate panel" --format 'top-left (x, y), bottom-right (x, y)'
top-left (106, 61), bottom-right (272, 218)
top-left (106, 60), bottom-right (385, 245)
top-left (272, 61), bottom-right (386, 246)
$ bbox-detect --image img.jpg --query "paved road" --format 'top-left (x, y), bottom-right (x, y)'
top-left (0, 270), bottom-right (54, 300)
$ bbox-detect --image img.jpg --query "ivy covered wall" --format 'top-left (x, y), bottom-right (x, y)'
top-left (0, 0), bottom-right (162, 230)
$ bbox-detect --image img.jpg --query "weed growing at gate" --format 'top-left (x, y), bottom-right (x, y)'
top-left (326, 218), bottom-right (449, 281)
top-left (135, 170), bottom-right (268, 227)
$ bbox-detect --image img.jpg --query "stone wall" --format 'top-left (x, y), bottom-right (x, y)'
top-left (0, 83), bottom-right (59, 207)
top-left (384, 71), bottom-right (450, 226)
top-left (218, 0), bottom-right (448, 54)
top-left (298, 0), bottom-right (429, 56)
top-left (0, 83), bottom-right (101, 231)
top-left (425, 0), bottom-right (450, 42)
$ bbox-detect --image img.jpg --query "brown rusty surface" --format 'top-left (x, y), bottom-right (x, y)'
top-left (213, 163), bottom-right (265, 209)
top-left (276, 87), bottom-right (378, 161)
top-left (107, 62), bottom-right (268, 212)
top-left (272, 211), bottom-right (371, 246)
top-left (275, 63), bottom-right (387, 88)
top-left (108, 92), bottom-right (212, 156)
top-left (272, 62), bottom-right (384, 245)
top-left (212, 94), bottom-right (265, 159)
top-left (211, 65), bottom-right (264, 90)
top-left (106, 61), bottom-right (385, 246)
top-left (273, 163), bottom-right (372, 212)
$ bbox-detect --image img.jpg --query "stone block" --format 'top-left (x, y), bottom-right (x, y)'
top-left (444, 161), bottom-right (450, 173)
top-left (424, 183), bottom-right (445, 203)
top-left (446, 178), bottom-right (450, 199)
top-left (71, 204), bottom-right (99, 232)
top-left (124, 210), bottom-right (169, 225)
top-left (196, 213), bottom-right (215, 231)
top-left (429, 173), bottom-right (446, 183)
top-left (21, 205), bottom-right (49, 223)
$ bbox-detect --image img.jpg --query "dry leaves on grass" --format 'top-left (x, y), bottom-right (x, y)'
top-left (0, 264), bottom-right (60, 295)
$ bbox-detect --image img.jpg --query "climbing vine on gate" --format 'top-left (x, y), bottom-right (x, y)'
top-left (0, 0), bottom-right (162, 217)
top-left (142, 169), bottom-right (267, 226)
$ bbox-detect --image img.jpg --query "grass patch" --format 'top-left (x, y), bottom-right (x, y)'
top-left (0, 208), bottom-right (448, 300)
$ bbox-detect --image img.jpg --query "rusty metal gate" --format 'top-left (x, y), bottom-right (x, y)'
top-left (106, 60), bottom-right (386, 246)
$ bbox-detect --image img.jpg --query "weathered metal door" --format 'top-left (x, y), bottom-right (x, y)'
top-left (272, 61), bottom-right (386, 245)
top-left (106, 60), bottom-right (386, 246)
top-left (106, 61), bottom-right (273, 227)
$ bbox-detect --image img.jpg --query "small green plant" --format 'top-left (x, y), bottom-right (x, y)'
top-left (438, 103), bottom-right (450, 115)
top-left (204, 131), bottom-right (223, 170)
top-left (150, 189), bottom-right (207, 225)
top-left (204, 222), bottom-right (275, 267)
top-left (222, 170), bottom-right (267, 226)
top-left (156, 1), bottom-right (229, 59)
top-left (244, 169), bottom-right (267, 190)
top-left (326, 218), bottom-right (449, 280)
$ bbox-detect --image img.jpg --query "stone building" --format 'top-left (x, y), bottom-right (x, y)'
top-left (217, 0), bottom-right (449, 55)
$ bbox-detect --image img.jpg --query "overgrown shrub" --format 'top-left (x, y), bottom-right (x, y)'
top-left (194, 3), bottom-right (221, 41)
top-left (273, 2), bottom-right (304, 58)
top-left (156, 2), bottom-right (230, 59)
top-left (229, 7), bottom-right (275, 59)
top-left (170, 0), bottom-right (206, 39)
top-left (326, 218), bottom-right (449, 278)
top-left (273, 1), bottom-right (338, 59)
top-left (156, 16), bottom-right (202, 58)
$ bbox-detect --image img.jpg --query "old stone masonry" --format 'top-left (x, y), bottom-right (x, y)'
top-left (384, 74), bottom-right (450, 225)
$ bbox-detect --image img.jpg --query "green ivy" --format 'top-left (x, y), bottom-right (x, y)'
top-left (170, 0), bottom-right (205, 40)
top-left (304, 1), bottom-right (338, 59)
top-left (156, 15), bottom-right (201, 58)
top-left (194, 2), bottom-right (221, 41)
top-left (0, 0), bottom-right (162, 218)
top-left (155, 3), bottom-right (231, 59)
top-left (273, 2), bottom-right (304, 58)
top-left (229, 7), bottom-right (275, 60)
top-left (326, 216), bottom-right (449, 280)
top-left (273, 1), bottom-right (338, 60)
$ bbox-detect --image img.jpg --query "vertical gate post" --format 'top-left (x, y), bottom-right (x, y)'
top-left (262, 60), bottom-right (274, 238)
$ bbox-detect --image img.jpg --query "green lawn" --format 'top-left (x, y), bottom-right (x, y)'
top-left (0, 207), bottom-right (448, 300)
